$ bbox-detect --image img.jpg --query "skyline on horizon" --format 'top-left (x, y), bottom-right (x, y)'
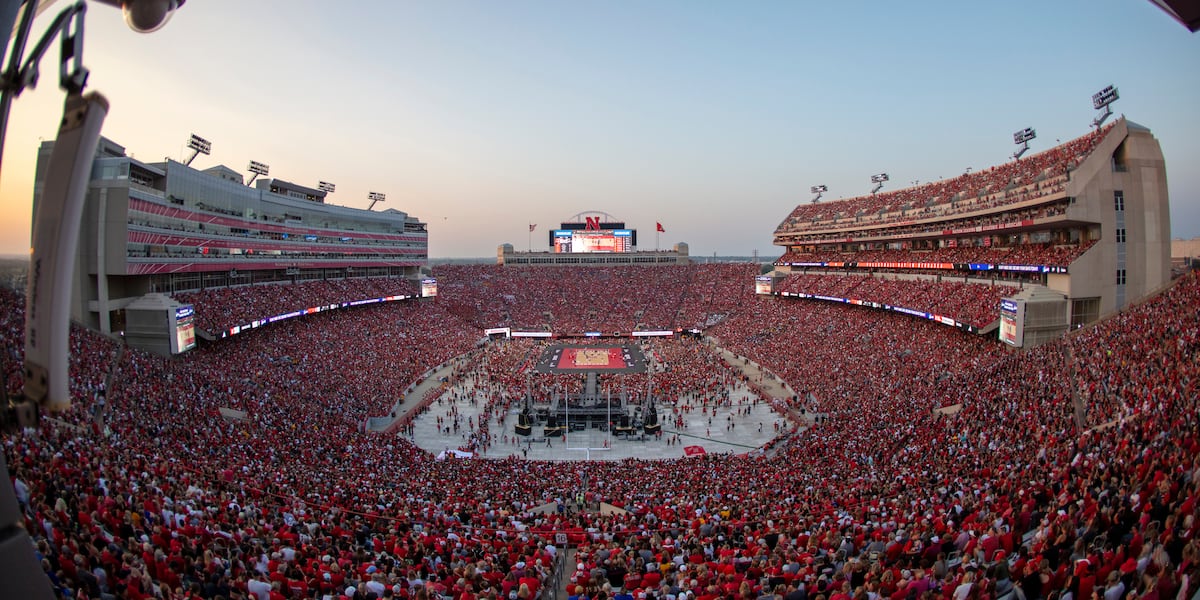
top-left (1, 1), bottom-right (1197, 259)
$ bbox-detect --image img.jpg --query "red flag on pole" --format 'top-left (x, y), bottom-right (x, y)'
top-left (529, 223), bottom-right (536, 232)
top-left (656, 222), bottom-right (665, 233)
top-left (683, 445), bottom-right (706, 456)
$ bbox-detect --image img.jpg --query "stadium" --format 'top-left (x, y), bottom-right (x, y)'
top-left (2, 98), bottom-right (1198, 600)
top-left (2, 2), bottom-right (1199, 600)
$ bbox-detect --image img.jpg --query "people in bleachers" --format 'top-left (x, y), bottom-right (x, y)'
top-left (776, 124), bottom-right (1113, 235)
top-left (432, 264), bottom-right (758, 333)
top-left (1, 263), bottom-right (1197, 600)
top-left (776, 239), bottom-right (1096, 271)
top-left (772, 273), bottom-right (1016, 327)
top-left (175, 277), bottom-right (419, 334)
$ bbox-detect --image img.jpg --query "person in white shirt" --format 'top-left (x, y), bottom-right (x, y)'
top-left (12, 476), bottom-right (30, 513)
top-left (246, 572), bottom-right (272, 600)
top-left (953, 571), bottom-right (976, 600)
top-left (364, 573), bottom-right (387, 597)
top-left (1102, 571), bottom-right (1125, 600)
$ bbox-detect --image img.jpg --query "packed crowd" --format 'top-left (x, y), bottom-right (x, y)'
top-left (432, 264), bottom-right (758, 333)
top-left (775, 240), bottom-right (1097, 270)
top-left (1, 263), bottom-right (1197, 600)
top-left (775, 123), bottom-right (1113, 234)
top-left (772, 273), bottom-right (1018, 327)
top-left (175, 277), bottom-right (420, 334)
top-left (776, 202), bottom-right (1073, 249)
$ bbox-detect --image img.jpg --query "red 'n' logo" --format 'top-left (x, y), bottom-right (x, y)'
top-left (585, 216), bottom-right (601, 230)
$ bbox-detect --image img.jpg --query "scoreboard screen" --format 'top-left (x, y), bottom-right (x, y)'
top-left (999, 298), bottom-right (1024, 347)
top-left (552, 229), bottom-right (634, 253)
top-left (421, 278), bottom-right (438, 297)
top-left (172, 305), bottom-right (196, 354)
top-left (755, 276), bottom-right (776, 295)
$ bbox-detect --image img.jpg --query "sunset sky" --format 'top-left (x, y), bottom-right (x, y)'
top-left (1, 0), bottom-right (1197, 258)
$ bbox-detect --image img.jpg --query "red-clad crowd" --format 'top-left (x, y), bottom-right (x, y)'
top-left (1, 263), bottom-right (1197, 600)
top-left (432, 265), bottom-right (758, 334)
top-left (776, 124), bottom-right (1113, 234)
top-left (771, 273), bottom-right (1017, 328)
top-left (175, 278), bottom-right (420, 335)
top-left (775, 240), bottom-right (1097, 271)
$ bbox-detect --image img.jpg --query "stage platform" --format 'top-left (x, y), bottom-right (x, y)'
top-left (532, 344), bottom-right (647, 374)
top-left (404, 373), bottom-right (793, 461)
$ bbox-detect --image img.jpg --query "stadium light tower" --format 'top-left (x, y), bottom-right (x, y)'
top-left (810, 184), bottom-right (827, 203)
top-left (246, 160), bottom-right (269, 186)
top-left (1012, 127), bottom-right (1036, 160)
top-left (1091, 85), bottom-right (1119, 129)
top-left (870, 173), bottom-right (889, 195)
top-left (367, 191), bottom-right (386, 210)
top-left (317, 180), bottom-right (336, 194)
top-left (183, 133), bottom-right (210, 166)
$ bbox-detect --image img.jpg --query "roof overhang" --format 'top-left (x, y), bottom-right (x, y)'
top-left (1148, 0), bottom-right (1200, 32)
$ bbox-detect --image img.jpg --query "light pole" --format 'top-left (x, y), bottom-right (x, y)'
top-left (870, 173), bottom-right (889, 195)
top-left (367, 191), bottom-right (387, 211)
top-left (810, 184), bottom-right (827, 203)
top-left (183, 133), bottom-right (210, 166)
top-left (1012, 127), bottom-right (1036, 160)
top-left (1091, 85), bottom-right (1119, 129)
top-left (246, 159), bottom-right (269, 186)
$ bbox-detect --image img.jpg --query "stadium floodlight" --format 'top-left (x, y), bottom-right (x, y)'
top-left (1012, 127), bottom-right (1036, 160)
top-left (870, 173), bottom-right (889, 195)
top-left (317, 181), bottom-right (336, 194)
top-left (1091, 85), bottom-right (1119, 129)
top-left (246, 160), bottom-right (269, 186)
top-left (367, 191), bottom-right (386, 210)
top-left (810, 185), bottom-right (827, 203)
top-left (183, 133), bottom-right (210, 166)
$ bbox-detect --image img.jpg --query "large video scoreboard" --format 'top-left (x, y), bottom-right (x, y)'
top-left (550, 220), bottom-right (638, 253)
top-left (552, 229), bottom-right (635, 253)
